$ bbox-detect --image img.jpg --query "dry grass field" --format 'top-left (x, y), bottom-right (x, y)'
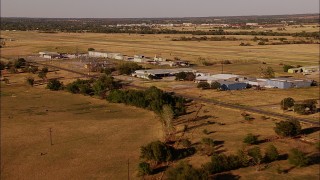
top-left (1, 73), bottom-right (162, 179)
top-left (1, 31), bottom-right (319, 67)
top-left (1, 30), bottom-right (319, 179)
top-left (172, 102), bottom-right (319, 179)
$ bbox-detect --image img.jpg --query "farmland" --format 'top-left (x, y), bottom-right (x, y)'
top-left (0, 72), bottom-right (162, 179)
top-left (1, 21), bottom-right (319, 180)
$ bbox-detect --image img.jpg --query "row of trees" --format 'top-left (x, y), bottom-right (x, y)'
top-left (197, 81), bottom-right (221, 90)
top-left (172, 36), bottom-right (242, 41)
top-left (175, 72), bottom-right (195, 81)
top-left (107, 86), bottom-right (186, 116)
top-left (281, 97), bottom-right (318, 115)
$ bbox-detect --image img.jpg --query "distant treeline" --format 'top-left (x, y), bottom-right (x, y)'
top-left (1, 18), bottom-right (319, 38)
top-left (172, 36), bottom-right (243, 41)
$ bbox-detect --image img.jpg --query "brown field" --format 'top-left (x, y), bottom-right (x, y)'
top-left (0, 72), bottom-right (162, 179)
top-left (1, 31), bottom-right (319, 67)
top-left (1, 30), bottom-right (319, 179)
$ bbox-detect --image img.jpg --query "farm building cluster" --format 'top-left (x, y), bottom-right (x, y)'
top-left (39, 50), bottom-right (190, 67)
top-left (131, 68), bottom-right (314, 90)
top-left (88, 51), bottom-right (190, 67)
top-left (194, 73), bottom-right (313, 90)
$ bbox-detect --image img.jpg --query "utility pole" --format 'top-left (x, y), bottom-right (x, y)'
top-left (221, 62), bottom-right (224, 74)
top-left (127, 159), bottom-right (130, 180)
top-left (49, 128), bottom-right (53, 146)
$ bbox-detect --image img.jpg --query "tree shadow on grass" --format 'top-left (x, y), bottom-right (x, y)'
top-left (210, 172), bottom-right (241, 180)
top-left (151, 165), bottom-right (169, 174)
top-left (300, 127), bottom-right (320, 135)
top-left (308, 152), bottom-right (320, 165)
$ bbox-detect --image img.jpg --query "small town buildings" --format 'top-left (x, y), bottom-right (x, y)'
top-left (133, 55), bottom-right (151, 63)
top-left (132, 68), bottom-right (196, 79)
top-left (266, 78), bottom-right (312, 89)
top-left (246, 23), bottom-right (259, 26)
top-left (288, 66), bottom-right (320, 74)
top-left (154, 55), bottom-right (166, 62)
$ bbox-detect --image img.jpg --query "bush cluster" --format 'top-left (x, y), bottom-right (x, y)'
top-left (117, 62), bottom-right (142, 75)
top-left (66, 75), bottom-right (121, 97)
top-left (175, 72), bottom-right (195, 81)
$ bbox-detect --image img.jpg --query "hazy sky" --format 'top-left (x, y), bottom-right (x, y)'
top-left (1, 0), bottom-right (319, 18)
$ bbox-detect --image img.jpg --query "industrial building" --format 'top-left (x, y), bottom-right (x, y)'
top-left (217, 80), bottom-right (247, 91)
top-left (39, 51), bottom-right (60, 59)
top-left (132, 68), bottom-right (196, 79)
top-left (266, 78), bottom-right (312, 89)
top-left (88, 51), bottom-right (109, 58)
top-left (195, 74), bottom-right (241, 84)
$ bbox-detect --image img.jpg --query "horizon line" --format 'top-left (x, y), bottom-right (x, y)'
top-left (1, 12), bottom-right (319, 19)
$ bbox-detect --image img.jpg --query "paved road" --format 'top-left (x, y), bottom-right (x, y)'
top-left (29, 61), bottom-right (320, 126)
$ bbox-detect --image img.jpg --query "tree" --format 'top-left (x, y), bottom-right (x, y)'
top-left (117, 62), bottom-right (142, 75)
top-left (138, 162), bottom-right (152, 176)
top-left (185, 72), bottom-right (196, 81)
top-left (175, 72), bottom-right (187, 81)
top-left (274, 120), bottom-right (301, 137)
top-left (247, 146), bottom-right (263, 166)
top-left (166, 162), bottom-right (207, 180)
top-left (280, 97), bottom-right (295, 110)
top-left (26, 77), bottom-right (35, 86)
top-left (243, 133), bottom-right (258, 145)
top-left (0, 61), bottom-right (5, 70)
top-left (288, 148), bottom-right (309, 167)
top-left (41, 67), bottom-right (49, 73)
top-left (161, 105), bottom-right (175, 140)
top-left (92, 75), bottom-right (120, 97)
top-left (14, 58), bottom-right (26, 68)
top-left (211, 81), bottom-right (221, 90)
top-left (283, 64), bottom-right (295, 72)
top-left (47, 79), bottom-right (64, 91)
top-left (88, 47), bottom-right (95, 51)
top-left (140, 141), bottom-right (174, 163)
top-left (197, 82), bottom-right (210, 89)
top-left (38, 71), bottom-right (47, 81)
top-left (259, 66), bottom-right (275, 78)
top-left (264, 144), bottom-right (279, 162)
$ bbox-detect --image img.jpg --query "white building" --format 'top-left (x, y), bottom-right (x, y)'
top-left (88, 51), bottom-right (109, 58)
top-left (39, 51), bottom-right (60, 59)
top-left (133, 68), bottom-right (196, 79)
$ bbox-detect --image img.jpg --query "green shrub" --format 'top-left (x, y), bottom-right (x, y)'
top-left (166, 162), bottom-right (207, 180)
top-left (264, 144), bottom-right (279, 162)
top-left (283, 64), bottom-right (295, 72)
top-left (280, 97), bottom-right (295, 110)
top-left (47, 79), bottom-right (64, 91)
top-left (210, 81), bottom-right (221, 89)
top-left (138, 162), bottom-right (152, 176)
top-left (201, 138), bottom-right (215, 147)
top-left (140, 141), bottom-right (174, 163)
top-left (26, 77), bottom-right (34, 86)
top-left (181, 139), bottom-right (192, 148)
top-left (247, 146), bottom-right (262, 164)
top-left (288, 148), bottom-right (309, 167)
top-left (243, 133), bottom-right (258, 145)
top-left (197, 82), bottom-right (210, 89)
top-left (117, 62), bottom-right (142, 75)
top-left (274, 120), bottom-right (301, 137)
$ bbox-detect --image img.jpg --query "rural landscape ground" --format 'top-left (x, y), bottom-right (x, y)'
top-left (1, 16), bottom-right (319, 179)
